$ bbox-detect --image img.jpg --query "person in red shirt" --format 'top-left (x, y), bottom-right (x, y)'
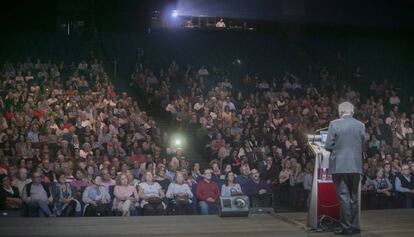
top-left (5, 110), bottom-right (14, 120)
top-left (196, 169), bottom-right (220, 214)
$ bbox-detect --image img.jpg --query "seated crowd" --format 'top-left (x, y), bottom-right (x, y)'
top-left (1, 46), bottom-right (414, 218)
top-left (0, 57), bottom-right (281, 217)
top-left (131, 49), bottom-right (414, 211)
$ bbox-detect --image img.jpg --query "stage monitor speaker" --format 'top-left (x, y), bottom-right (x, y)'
top-left (218, 195), bottom-right (249, 217)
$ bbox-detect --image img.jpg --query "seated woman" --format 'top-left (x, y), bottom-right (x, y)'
top-left (51, 174), bottom-right (81, 217)
top-left (371, 168), bottom-right (393, 209)
top-left (154, 166), bottom-right (170, 192)
top-left (191, 162), bottom-right (202, 180)
top-left (277, 159), bottom-right (292, 205)
top-left (0, 175), bottom-right (22, 211)
top-left (138, 171), bottom-right (166, 216)
top-left (113, 174), bottom-right (139, 216)
top-left (289, 163), bottom-right (305, 210)
top-left (70, 169), bottom-right (90, 198)
top-left (221, 171), bottom-right (243, 197)
top-left (166, 172), bottom-right (193, 215)
top-left (82, 175), bottom-right (111, 216)
top-left (220, 164), bottom-right (233, 181)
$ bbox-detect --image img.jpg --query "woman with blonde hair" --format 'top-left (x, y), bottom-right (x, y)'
top-left (113, 173), bottom-right (139, 216)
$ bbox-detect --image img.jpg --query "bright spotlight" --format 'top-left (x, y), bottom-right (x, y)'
top-left (175, 139), bottom-right (181, 146)
top-left (172, 10), bottom-right (178, 18)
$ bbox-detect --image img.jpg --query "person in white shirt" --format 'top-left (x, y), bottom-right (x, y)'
top-left (22, 172), bottom-right (53, 217)
top-left (12, 168), bottom-right (31, 197)
top-left (78, 60), bottom-right (88, 70)
top-left (257, 80), bottom-right (270, 90)
top-left (138, 171), bottom-right (166, 215)
top-left (198, 66), bottom-right (209, 76)
top-left (402, 121), bottom-right (413, 137)
top-left (221, 172), bottom-right (242, 197)
top-left (166, 172), bottom-right (194, 215)
top-left (221, 78), bottom-right (232, 89)
top-left (216, 19), bottom-right (226, 28)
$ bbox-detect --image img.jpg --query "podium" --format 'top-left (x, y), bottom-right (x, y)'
top-left (306, 132), bottom-right (341, 229)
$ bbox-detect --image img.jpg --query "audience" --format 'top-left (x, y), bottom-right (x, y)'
top-left (1, 31), bottom-right (414, 219)
top-left (113, 173), bottom-right (139, 216)
top-left (0, 175), bottom-right (22, 211)
top-left (12, 168), bottom-right (31, 197)
top-left (371, 168), bottom-right (393, 209)
top-left (51, 174), bottom-right (81, 216)
top-left (395, 164), bottom-right (414, 208)
top-left (245, 169), bottom-right (272, 208)
top-left (22, 171), bottom-right (53, 217)
top-left (138, 171), bottom-right (166, 216)
top-left (166, 172), bottom-right (194, 215)
top-left (82, 175), bottom-right (111, 216)
top-left (196, 169), bottom-right (219, 214)
top-left (221, 171), bottom-right (243, 197)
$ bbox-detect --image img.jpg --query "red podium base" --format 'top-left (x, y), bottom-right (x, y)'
top-left (317, 182), bottom-right (340, 219)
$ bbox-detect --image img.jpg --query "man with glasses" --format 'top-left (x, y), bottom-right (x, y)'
top-left (395, 164), bottom-right (414, 208)
top-left (22, 171), bottom-right (53, 217)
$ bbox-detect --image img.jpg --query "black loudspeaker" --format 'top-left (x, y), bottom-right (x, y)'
top-left (218, 195), bottom-right (250, 217)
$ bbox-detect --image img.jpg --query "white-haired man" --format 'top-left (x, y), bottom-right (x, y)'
top-left (325, 101), bottom-right (365, 235)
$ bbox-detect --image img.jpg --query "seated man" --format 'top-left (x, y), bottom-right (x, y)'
top-left (22, 172), bottom-right (53, 217)
top-left (245, 169), bottom-right (272, 207)
top-left (196, 169), bottom-right (220, 215)
top-left (395, 164), bottom-right (414, 208)
top-left (236, 165), bottom-right (251, 194)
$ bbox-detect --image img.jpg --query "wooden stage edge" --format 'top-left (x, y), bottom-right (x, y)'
top-left (278, 208), bottom-right (414, 237)
top-left (1, 209), bottom-right (413, 237)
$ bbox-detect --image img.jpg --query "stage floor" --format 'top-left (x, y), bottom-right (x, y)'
top-left (278, 208), bottom-right (414, 237)
top-left (1, 209), bottom-right (413, 236)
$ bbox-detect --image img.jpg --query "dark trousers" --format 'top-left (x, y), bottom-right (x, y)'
top-left (274, 183), bottom-right (289, 206)
top-left (251, 194), bottom-right (272, 208)
top-left (400, 192), bottom-right (414, 208)
top-left (61, 200), bottom-right (77, 217)
top-left (373, 193), bottom-right (392, 209)
top-left (84, 203), bottom-right (111, 217)
top-left (169, 202), bottom-right (193, 215)
top-left (25, 200), bottom-right (52, 217)
top-left (143, 203), bottom-right (166, 216)
top-left (332, 173), bottom-right (360, 232)
top-left (289, 184), bottom-right (306, 210)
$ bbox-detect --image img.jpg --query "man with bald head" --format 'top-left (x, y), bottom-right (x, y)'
top-left (22, 171), bottom-right (53, 217)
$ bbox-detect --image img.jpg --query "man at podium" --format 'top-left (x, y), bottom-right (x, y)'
top-left (325, 102), bottom-right (365, 236)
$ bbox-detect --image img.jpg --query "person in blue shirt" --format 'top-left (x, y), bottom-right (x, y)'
top-left (236, 165), bottom-right (250, 193)
top-left (395, 164), bottom-right (414, 208)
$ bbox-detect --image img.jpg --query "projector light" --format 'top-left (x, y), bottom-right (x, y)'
top-left (172, 10), bottom-right (178, 18)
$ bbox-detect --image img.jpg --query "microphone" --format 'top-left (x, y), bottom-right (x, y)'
top-left (314, 127), bottom-right (329, 133)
